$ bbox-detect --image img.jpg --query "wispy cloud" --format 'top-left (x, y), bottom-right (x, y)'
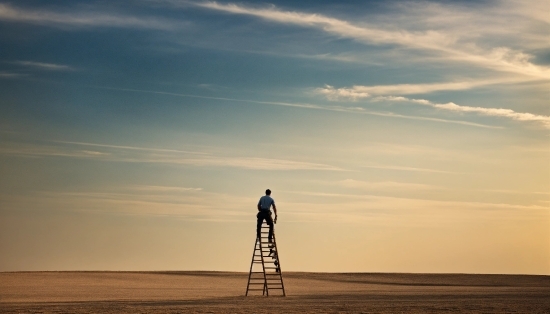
top-left (0, 71), bottom-right (26, 78)
top-left (124, 185), bottom-right (203, 192)
top-left (315, 78), bottom-right (533, 98)
top-left (337, 179), bottom-right (441, 191)
top-left (284, 190), bottom-right (548, 212)
top-left (361, 164), bottom-right (455, 174)
top-left (0, 144), bottom-right (111, 159)
top-left (317, 85), bottom-right (550, 128)
top-left (12, 60), bottom-right (75, 71)
top-left (194, 1), bottom-right (550, 79)
top-left (1, 189), bottom-right (254, 221)
top-left (0, 3), bottom-right (178, 29)
top-left (93, 85), bottom-right (499, 128)
top-left (483, 189), bottom-right (550, 196)
top-left (0, 140), bottom-right (343, 171)
top-left (274, 190), bottom-right (549, 225)
top-left (3, 186), bottom-right (546, 223)
top-left (429, 102), bottom-right (550, 128)
top-left (54, 140), bottom-right (208, 155)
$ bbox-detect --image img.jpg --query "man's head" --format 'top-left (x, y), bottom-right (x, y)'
top-left (265, 189), bottom-right (271, 195)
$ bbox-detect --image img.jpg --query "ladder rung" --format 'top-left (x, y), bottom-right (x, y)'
top-left (247, 289), bottom-right (265, 291)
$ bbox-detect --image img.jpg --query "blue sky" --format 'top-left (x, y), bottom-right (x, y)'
top-left (0, 0), bottom-right (548, 274)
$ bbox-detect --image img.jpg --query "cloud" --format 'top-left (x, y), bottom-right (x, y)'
top-left (54, 140), bottom-right (208, 155)
top-left (0, 3), bottom-right (177, 29)
top-left (80, 150), bottom-right (110, 156)
top-left (0, 71), bottom-right (27, 78)
top-left (483, 189), bottom-right (550, 195)
top-left (284, 190), bottom-right (548, 212)
top-left (4, 186), bottom-right (546, 223)
top-left (195, 1), bottom-right (550, 79)
top-left (0, 140), bottom-right (343, 171)
top-left (337, 179), bottom-right (440, 191)
top-left (125, 185), bottom-right (203, 192)
top-left (277, 190), bottom-right (548, 225)
top-left (0, 143), bottom-right (111, 159)
top-left (315, 78), bottom-right (534, 98)
top-left (431, 102), bottom-right (550, 127)
top-left (94, 85), bottom-right (499, 128)
top-left (1, 189), bottom-right (254, 221)
top-left (182, 156), bottom-right (341, 170)
top-left (361, 165), bottom-right (456, 174)
top-left (317, 85), bottom-right (550, 128)
top-left (12, 60), bottom-right (75, 71)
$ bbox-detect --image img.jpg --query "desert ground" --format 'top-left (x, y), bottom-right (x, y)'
top-left (1, 271), bottom-right (549, 313)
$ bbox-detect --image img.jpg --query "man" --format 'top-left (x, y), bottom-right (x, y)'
top-left (257, 189), bottom-right (277, 243)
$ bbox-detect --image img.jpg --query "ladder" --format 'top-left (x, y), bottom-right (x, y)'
top-left (245, 222), bottom-right (286, 296)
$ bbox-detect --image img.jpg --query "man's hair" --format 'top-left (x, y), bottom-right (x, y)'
top-left (266, 189), bottom-right (271, 195)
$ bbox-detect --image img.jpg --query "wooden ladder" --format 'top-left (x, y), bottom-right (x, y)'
top-left (245, 222), bottom-right (286, 296)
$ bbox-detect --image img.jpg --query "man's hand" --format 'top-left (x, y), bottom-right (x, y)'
top-left (274, 215), bottom-right (278, 224)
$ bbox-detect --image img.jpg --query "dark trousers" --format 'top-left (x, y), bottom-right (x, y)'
top-left (256, 210), bottom-right (274, 242)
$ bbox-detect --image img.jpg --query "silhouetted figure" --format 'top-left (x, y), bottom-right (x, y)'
top-left (257, 189), bottom-right (277, 243)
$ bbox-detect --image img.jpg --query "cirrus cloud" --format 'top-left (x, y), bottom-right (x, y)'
top-left (317, 85), bottom-right (550, 128)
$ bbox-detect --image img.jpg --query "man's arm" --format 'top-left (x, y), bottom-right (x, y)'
top-left (272, 203), bottom-right (277, 223)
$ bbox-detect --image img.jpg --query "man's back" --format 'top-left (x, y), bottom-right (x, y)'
top-left (258, 195), bottom-right (274, 211)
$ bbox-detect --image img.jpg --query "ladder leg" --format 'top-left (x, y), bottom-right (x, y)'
top-left (260, 233), bottom-right (268, 296)
top-left (272, 230), bottom-right (286, 296)
top-left (245, 236), bottom-right (259, 296)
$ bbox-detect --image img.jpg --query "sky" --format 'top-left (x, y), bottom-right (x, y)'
top-left (0, 0), bottom-right (548, 275)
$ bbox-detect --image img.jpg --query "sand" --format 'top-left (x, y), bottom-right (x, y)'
top-left (1, 271), bottom-right (549, 313)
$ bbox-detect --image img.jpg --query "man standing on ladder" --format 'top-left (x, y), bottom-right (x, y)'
top-left (257, 189), bottom-right (277, 243)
